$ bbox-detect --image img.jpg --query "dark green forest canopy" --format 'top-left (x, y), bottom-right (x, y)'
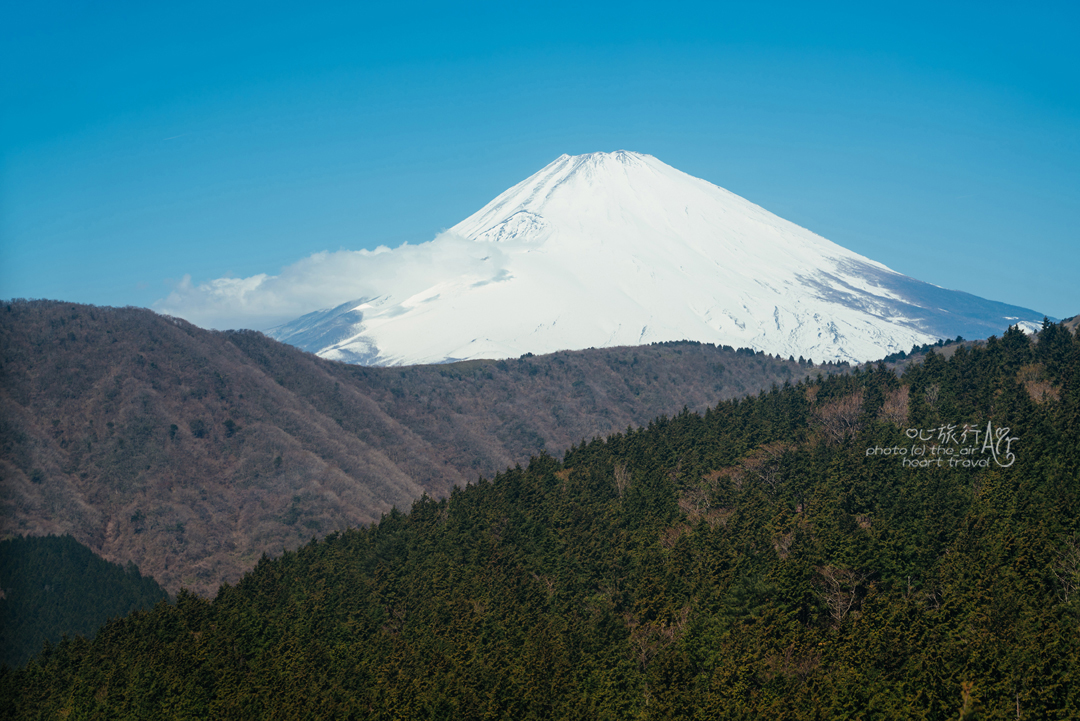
top-left (0, 534), bottom-right (168, 668)
top-left (3, 322), bottom-right (1079, 719)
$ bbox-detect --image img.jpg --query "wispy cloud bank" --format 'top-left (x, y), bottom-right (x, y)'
top-left (155, 233), bottom-right (507, 330)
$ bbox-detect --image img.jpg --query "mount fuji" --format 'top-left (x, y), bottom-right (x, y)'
top-left (268, 151), bottom-right (1045, 365)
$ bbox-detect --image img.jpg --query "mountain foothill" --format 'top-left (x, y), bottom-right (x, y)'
top-left (0, 299), bottom-right (839, 597)
top-left (2, 310), bottom-right (1077, 717)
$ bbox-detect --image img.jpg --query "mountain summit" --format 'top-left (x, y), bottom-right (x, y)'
top-left (270, 151), bottom-right (1044, 365)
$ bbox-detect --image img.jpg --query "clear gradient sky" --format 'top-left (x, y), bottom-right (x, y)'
top-left (2, 1), bottom-right (1077, 324)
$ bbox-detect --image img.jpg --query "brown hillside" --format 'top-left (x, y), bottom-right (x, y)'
top-left (1064, 315), bottom-right (1079, 335)
top-left (1, 300), bottom-right (841, 594)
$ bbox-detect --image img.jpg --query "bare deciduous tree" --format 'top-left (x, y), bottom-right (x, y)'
top-left (924, 383), bottom-right (940, 413)
top-left (811, 391), bottom-right (864, 444)
top-left (660, 524), bottom-right (691, 549)
top-left (773, 530), bottom-right (795, 560)
top-left (1052, 534), bottom-right (1080, 602)
top-left (613, 463), bottom-right (630, 498)
top-left (761, 643), bottom-right (821, 684)
top-left (742, 441), bottom-right (791, 494)
top-left (816, 565), bottom-right (869, 624)
top-left (677, 487), bottom-right (710, 520)
top-left (1018, 364), bottom-right (1061, 404)
top-left (625, 605), bottom-right (691, 670)
top-left (877, 386), bottom-right (910, 426)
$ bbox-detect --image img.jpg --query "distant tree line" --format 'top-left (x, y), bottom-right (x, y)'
top-left (879, 335), bottom-right (966, 363)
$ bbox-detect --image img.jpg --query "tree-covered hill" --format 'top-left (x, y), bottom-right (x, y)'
top-left (0, 299), bottom-right (836, 595)
top-left (3, 320), bottom-right (1077, 719)
top-left (0, 534), bottom-right (168, 668)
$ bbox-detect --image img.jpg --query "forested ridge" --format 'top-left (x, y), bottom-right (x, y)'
top-left (1, 299), bottom-right (832, 595)
top-left (2, 320), bottom-right (1077, 719)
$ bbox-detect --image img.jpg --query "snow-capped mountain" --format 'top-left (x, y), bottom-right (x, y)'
top-left (268, 151), bottom-right (1045, 365)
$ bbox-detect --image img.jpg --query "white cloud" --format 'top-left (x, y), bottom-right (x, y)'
top-left (154, 233), bottom-right (507, 330)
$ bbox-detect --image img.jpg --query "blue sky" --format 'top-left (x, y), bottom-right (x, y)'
top-left (2, 1), bottom-right (1077, 324)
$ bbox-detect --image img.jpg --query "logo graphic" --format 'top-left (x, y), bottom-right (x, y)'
top-left (865, 421), bottom-right (1018, 468)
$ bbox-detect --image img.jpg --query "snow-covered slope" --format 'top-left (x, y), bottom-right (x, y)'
top-left (269, 151), bottom-right (1045, 365)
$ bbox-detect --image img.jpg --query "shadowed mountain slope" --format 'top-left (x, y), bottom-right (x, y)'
top-left (0, 534), bottom-right (168, 667)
